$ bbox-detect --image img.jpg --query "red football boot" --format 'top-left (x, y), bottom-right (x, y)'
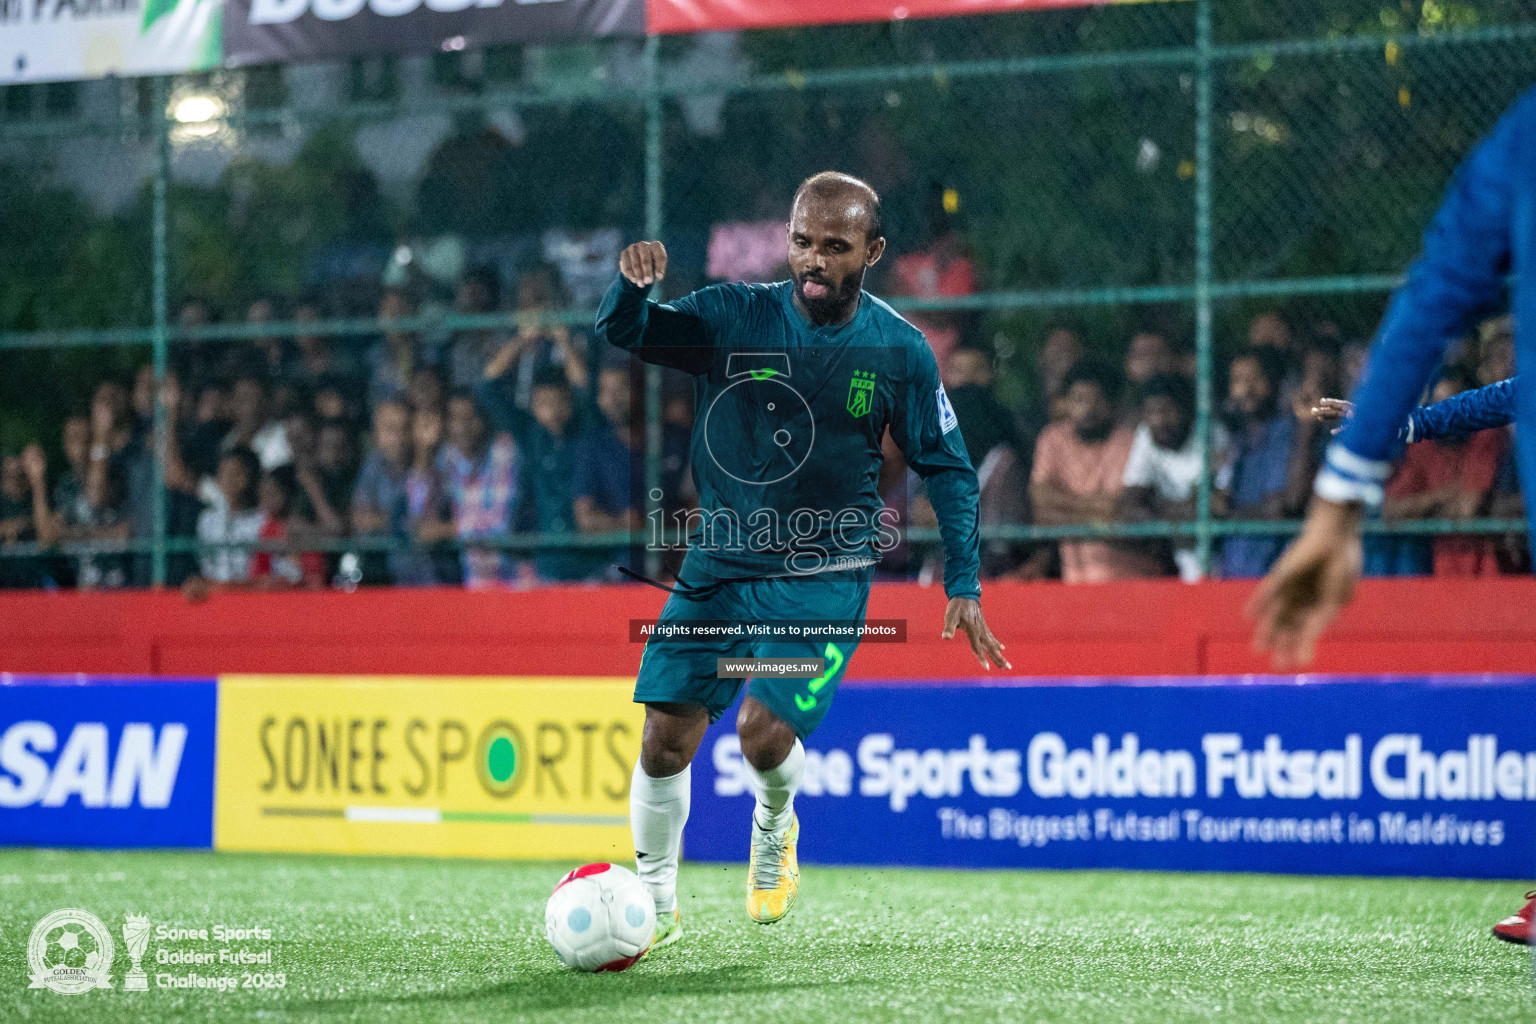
top-left (1492, 890), bottom-right (1536, 945)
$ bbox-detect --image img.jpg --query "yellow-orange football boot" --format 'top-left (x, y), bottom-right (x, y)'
top-left (746, 814), bottom-right (800, 924)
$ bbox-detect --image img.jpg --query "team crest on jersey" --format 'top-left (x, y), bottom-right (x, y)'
top-left (847, 370), bottom-right (877, 418)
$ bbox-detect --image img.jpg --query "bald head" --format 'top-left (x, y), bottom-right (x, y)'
top-left (792, 171), bottom-right (883, 243)
top-left (786, 171), bottom-right (886, 326)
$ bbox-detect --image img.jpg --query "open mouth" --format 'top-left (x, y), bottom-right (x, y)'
top-left (800, 277), bottom-right (831, 299)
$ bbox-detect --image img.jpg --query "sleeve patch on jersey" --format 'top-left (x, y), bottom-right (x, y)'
top-left (936, 385), bottom-right (959, 434)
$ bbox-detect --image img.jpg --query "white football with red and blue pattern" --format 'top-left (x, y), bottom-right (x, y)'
top-left (545, 862), bottom-right (656, 972)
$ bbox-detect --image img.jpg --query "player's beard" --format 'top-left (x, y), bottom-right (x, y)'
top-left (795, 266), bottom-right (865, 324)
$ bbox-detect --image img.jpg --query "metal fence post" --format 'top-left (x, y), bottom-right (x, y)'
top-left (151, 76), bottom-right (171, 588)
top-left (643, 35), bottom-right (664, 579)
top-left (1194, 0), bottom-right (1214, 577)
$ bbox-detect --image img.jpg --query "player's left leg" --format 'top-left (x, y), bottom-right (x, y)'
top-left (734, 566), bottom-right (872, 924)
top-left (737, 696), bottom-right (806, 924)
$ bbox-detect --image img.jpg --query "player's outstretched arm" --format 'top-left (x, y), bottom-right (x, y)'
top-left (1309, 376), bottom-right (1518, 442)
top-left (1407, 375), bottom-right (1518, 442)
top-left (942, 597), bottom-right (1010, 671)
top-left (1245, 498), bottom-right (1363, 669)
top-left (595, 240), bottom-right (712, 374)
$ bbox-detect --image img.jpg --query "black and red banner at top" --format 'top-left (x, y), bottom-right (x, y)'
top-left (224, 0), bottom-right (645, 67)
top-left (646, 0), bottom-right (1117, 35)
top-left (224, 0), bottom-right (1114, 68)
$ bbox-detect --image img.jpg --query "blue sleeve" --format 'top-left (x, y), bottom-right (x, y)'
top-left (1319, 90), bottom-right (1531, 506)
top-left (1407, 376), bottom-right (1519, 442)
top-left (892, 335), bottom-right (981, 601)
top-left (594, 276), bottom-right (723, 375)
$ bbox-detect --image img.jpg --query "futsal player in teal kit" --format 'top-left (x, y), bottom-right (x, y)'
top-left (596, 172), bottom-right (1008, 948)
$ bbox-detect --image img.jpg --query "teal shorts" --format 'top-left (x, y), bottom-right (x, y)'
top-left (633, 566), bottom-right (873, 738)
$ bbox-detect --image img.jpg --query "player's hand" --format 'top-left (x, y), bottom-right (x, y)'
top-left (1245, 497), bottom-right (1364, 669)
top-left (619, 241), bottom-right (667, 288)
top-left (1310, 398), bottom-right (1354, 434)
top-left (942, 597), bottom-right (1010, 671)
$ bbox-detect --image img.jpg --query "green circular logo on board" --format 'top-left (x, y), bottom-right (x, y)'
top-left (488, 736), bottom-right (517, 783)
top-left (475, 722), bottom-right (525, 798)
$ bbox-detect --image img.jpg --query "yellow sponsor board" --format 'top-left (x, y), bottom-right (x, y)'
top-left (216, 676), bottom-right (641, 860)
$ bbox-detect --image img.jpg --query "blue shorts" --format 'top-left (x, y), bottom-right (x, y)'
top-left (633, 566), bottom-right (872, 738)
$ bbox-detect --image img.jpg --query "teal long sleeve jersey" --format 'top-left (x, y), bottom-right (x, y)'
top-left (595, 275), bottom-right (982, 600)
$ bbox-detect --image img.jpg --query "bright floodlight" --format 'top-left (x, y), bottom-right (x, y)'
top-left (172, 93), bottom-right (225, 125)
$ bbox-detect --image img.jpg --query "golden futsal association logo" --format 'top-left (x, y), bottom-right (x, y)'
top-left (27, 909), bottom-right (115, 994)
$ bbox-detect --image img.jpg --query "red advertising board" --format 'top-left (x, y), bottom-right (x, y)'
top-left (647, 0), bottom-right (1114, 35)
top-left (4, 577), bottom-right (1536, 680)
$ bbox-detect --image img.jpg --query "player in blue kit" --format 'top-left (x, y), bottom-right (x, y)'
top-left (596, 172), bottom-right (1008, 949)
top-left (1250, 85), bottom-right (1536, 662)
top-left (1249, 87), bottom-right (1536, 944)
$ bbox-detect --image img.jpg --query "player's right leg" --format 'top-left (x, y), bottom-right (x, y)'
top-left (631, 701), bottom-right (710, 954)
top-left (629, 568), bottom-right (749, 951)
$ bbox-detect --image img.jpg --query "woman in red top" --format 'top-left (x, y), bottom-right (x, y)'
top-left (251, 465), bottom-right (326, 589)
top-left (1382, 372), bottom-right (1510, 576)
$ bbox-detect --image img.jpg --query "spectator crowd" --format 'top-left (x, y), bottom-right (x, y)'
top-left (0, 242), bottom-right (1525, 593)
top-left (0, 261), bottom-right (689, 595)
top-left (996, 308), bottom-right (1526, 583)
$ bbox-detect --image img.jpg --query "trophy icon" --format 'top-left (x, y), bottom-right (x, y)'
top-left (122, 914), bottom-right (151, 991)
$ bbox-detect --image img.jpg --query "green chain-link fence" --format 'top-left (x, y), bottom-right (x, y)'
top-left (0, 0), bottom-right (1530, 589)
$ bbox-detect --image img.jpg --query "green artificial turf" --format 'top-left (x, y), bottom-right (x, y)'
top-left (0, 847), bottom-right (1530, 1023)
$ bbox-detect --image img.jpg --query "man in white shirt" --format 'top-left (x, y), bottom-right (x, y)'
top-left (1120, 373), bottom-right (1228, 582)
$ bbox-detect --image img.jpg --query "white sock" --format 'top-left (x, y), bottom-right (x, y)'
top-left (746, 738), bottom-right (805, 834)
top-left (630, 761), bottom-right (690, 914)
